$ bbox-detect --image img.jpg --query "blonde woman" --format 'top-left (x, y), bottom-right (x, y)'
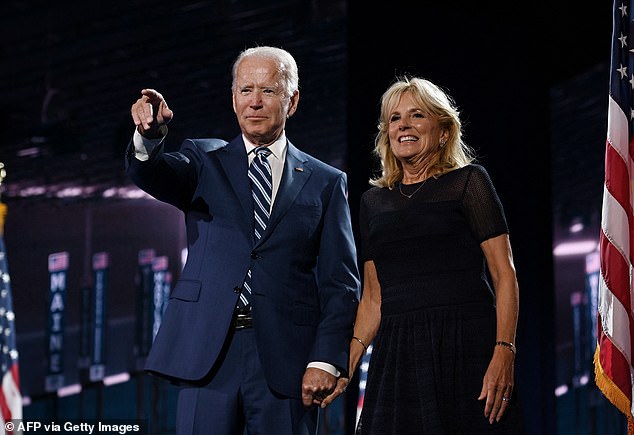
top-left (324, 77), bottom-right (524, 434)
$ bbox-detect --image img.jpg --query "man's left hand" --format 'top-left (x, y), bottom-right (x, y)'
top-left (301, 367), bottom-right (336, 407)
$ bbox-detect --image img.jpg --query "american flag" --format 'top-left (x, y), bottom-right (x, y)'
top-left (596, 1), bottom-right (634, 433)
top-left (356, 345), bottom-right (372, 428)
top-left (0, 203), bottom-right (21, 432)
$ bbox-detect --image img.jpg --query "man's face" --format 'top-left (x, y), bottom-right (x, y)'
top-left (232, 56), bottom-right (298, 146)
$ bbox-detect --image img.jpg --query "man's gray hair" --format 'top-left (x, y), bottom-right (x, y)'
top-left (232, 46), bottom-right (299, 98)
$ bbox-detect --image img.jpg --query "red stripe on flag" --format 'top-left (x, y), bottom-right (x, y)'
top-left (11, 365), bottom-right (19, 392)
top-left (596, 319), bottom-right (633, 428)
top-left (605, 140), bottom-right (634, 223)
top-left (0, 377), bottom-right (11, 425)
top-left (605, 137), bottom-right (634, 261)
top-left (599, 324), bottom-right (633, 401)
top-left (0, 400), bottom-right (10, 425)
top-left (605, 141), bottom-right (630, 204)
top-left (600, 233), bottom-right (634, 318)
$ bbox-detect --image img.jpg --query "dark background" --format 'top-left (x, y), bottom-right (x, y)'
top-left (1, 1), bottom-right (615, 434)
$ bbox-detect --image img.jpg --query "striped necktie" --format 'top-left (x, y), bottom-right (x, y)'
top-left (238, 146), bottom-right (272, 309)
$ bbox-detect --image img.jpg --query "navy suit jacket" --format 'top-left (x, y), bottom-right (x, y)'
top-left (126, 134), bottom-right (360, 398)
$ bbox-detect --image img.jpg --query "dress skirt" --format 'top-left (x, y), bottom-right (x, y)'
top-left (355, 302), bottom-right (523, 435)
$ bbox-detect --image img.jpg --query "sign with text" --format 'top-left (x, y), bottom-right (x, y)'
top-left (89, 252), bottom-right (108, 382)
top-left (135, 249), bottom-right (155, 359)
top-left (45, 251), bottom-right (69, 392)
top-left (151, 256), bottom-right (170, 341)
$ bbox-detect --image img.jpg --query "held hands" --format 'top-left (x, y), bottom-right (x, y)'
top-left (130, 89), bottom-right (173, 138)
top-left (478, 345), bottom-right (515, 424)
top-left (320, 376), bottom-right (349, 408)
top-left (301, 368), bottom-right (338, 408)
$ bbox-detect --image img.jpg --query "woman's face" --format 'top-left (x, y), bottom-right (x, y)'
top-left (387, 92), bottom-right (446, 163)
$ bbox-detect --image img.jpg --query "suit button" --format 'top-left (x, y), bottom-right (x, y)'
top-left (233, 286), bottom-right (241, 294)
top-left (250, 252), bottom-right (258, 259)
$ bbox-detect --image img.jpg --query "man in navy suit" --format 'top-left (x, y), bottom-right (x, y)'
top-left (127, 46), bottom-right (360, 434)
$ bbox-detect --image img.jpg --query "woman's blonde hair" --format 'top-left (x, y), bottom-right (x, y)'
top-left (370, 76), bottom-right (475, 188)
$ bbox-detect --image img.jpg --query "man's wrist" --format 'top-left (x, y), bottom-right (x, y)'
top-left (138, 124), bottom-right (168, 139)
top-left (132, 127), bottom-right (166, 161)
top-left (307, 361), bottom-right (340, 377)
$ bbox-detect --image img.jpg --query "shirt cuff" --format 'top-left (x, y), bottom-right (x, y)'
top-left (306, 361), bottom-right (341, 377)
top-left (132, 129), bottom-right (164, 161)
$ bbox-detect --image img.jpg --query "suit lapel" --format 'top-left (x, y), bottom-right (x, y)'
top-left (217, 138), bottom-right (311, 247)
top-left (256, 142), bottom-right (311, 246)
top-left (217, 137), bottom-right (253, 235)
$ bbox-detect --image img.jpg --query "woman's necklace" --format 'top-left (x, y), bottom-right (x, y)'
top-left (398, 179), bottom-right (427, 199)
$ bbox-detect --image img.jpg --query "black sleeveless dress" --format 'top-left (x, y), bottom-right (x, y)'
top-left (356, 164), bottom-right (524, 435)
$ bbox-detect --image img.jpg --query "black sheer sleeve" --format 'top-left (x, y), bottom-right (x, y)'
top-left (359, 189), bottom-right (374, 262)
top-left (461, 165), bottom-right (509, 243)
